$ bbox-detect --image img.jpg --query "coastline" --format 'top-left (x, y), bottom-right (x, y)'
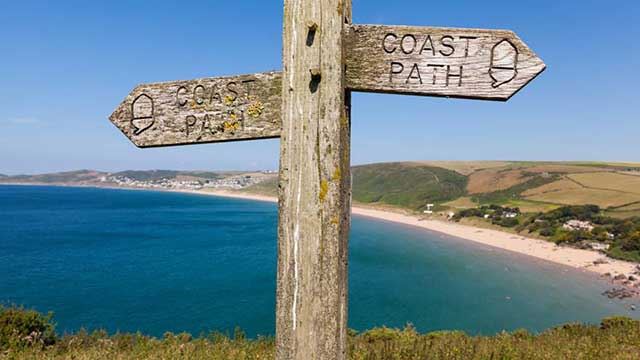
top-left (182, 188), bottom-right (640, 290)
top-left (3, 183), bottom-right (639, 296)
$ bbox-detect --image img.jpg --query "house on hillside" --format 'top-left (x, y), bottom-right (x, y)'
top-left (563, 220), bottom-right (594, 232)
top-left (504, 212), bottom-right (518, 218)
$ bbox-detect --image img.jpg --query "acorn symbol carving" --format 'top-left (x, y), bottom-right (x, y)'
top-left (489, 39), bottom-right (518, 88)
top-left (130, 94), bottom-right (154, 136)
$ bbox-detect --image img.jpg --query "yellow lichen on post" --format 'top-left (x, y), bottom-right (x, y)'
top-left (319, 180), bottom-right (329, 202)
top-left (333, 168), bottom-right (342, 182)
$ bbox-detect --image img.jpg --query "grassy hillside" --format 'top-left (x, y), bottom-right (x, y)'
top-left (352, 162), bottom-right (467, 210)
top-left (239, 161), bottom-right (640, 214)
top-left (3, 307), bottom-right (640, 359)
top-left (240, 163), bottom-right (469, 211)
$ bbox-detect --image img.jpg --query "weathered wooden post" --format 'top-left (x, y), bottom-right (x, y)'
top-left (276, 0), bottom-right (352, 359)
top-left (109, 2), bottom-right (545, 358)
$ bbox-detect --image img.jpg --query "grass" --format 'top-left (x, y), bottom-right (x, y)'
top-left (413, 161), bottom-right (510, 175)
top-left (352, 162), bottom-right (467, 210)
top-left (442, 196), bottom-right (477, 209)
top-left (502, 199), bottom-right (560, 213)
top-left (569, 172), bottom-right (640, 195)
top-left (471, 176), bottom-right (557, 205)
top-left (525, 187), bottom-right (640, 208)
top-left (3, 307), bottom-right (640, 360)
top-left (466, 168), bottom-right (533, 194)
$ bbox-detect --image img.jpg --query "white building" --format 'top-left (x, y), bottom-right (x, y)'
top-left (563, 220), bottom-right (595, 232)
top-left (423, 203), bottom-right (435, 215)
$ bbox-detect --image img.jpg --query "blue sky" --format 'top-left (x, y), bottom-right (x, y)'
top-left (0, 0), bottom-right (638, 175)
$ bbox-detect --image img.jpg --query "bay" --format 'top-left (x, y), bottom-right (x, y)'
top-left (0, 185), bottom-right (636, 337)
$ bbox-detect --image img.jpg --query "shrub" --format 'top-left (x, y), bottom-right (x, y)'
top-left (600, 316), bottom-right (639, 330)
top-left (0, 306), bottom-right (56, 349)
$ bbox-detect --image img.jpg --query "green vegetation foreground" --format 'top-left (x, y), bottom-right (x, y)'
top-left (2, 307), bottom-right (640, 359)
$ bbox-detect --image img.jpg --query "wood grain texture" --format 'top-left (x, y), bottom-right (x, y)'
top-left (276, 0), bottom-right (351, 359)
top-left (345, 24), bottom-right (546, 100)
top-left (109, 72), bottom-right (282, 147)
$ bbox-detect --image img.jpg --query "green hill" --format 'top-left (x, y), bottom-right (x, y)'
top-left (352, 162), bottom-right (467, 210)
top-left (240, 162), bottom-right (469, 210)
top-left (240, 160), bottom-right (640, 215)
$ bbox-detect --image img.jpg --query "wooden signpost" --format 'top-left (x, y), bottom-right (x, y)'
top-left (109, 1), bottom-right (544, 359)
top-left (110, 72), bottom-right (282, 147)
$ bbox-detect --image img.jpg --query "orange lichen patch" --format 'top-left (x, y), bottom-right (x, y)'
top-left (466, 169), bottom-right (532, 194)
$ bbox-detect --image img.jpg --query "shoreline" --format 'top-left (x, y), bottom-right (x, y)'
top-left (4, 183), bottom-right (640, 298)
top-left (182, 188), bottom-right (640, 295)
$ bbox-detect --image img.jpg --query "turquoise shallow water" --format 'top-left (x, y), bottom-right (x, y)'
top-left (0, 185), bottom-right (637, 337)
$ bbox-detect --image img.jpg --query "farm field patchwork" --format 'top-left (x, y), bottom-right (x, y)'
top-left (568, 172), bottom-right (640, 195)
top-left (524, 187), bottom-right (640, 208)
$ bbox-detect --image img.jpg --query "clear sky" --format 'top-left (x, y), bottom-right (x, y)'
top-left (0, 0), bottom-right (638, 175)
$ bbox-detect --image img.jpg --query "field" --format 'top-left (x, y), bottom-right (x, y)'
top-left (466, 168), bottom-right (533, 194)
top-left (525, 186), bottom-right (640, 208)
top-left (569, 172), bottom-right (640, 195)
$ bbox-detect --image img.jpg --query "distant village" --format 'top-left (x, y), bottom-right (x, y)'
top-left (103, 171), bottom-right (275, 191)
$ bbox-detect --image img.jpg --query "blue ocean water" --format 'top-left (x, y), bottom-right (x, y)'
top-left (0, 185), bottom-right (637, 337)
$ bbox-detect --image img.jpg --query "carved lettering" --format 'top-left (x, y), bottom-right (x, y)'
top-left (176, 86), bottom-right (188, 107)
top-left (406, 64), bottom-right (422, 84)
top-left (439, 36), bottom-right (455, 57)
top-left (193, 85), bottom-right (206, 105)
top-left (459, 35), bottom-right (477, 57)
top-left (390, 62), bottom-right (404, 82)
top-left (400, 34), bottom-right (417, 54)
top-left (419, 35), bottom-right (435, 56)
top-left (383, 33), bottom-right (397, 54)
top-left (446, 65), bottom-right (463, 87)
top-left (427, 64), bottom-right (444, 85)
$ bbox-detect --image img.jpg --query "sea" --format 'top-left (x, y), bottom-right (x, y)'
top-left (0, 185), bottom-right (637, 338)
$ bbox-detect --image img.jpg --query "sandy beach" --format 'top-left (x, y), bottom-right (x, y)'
top-left (183, 189), bottom-right (640, 289)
